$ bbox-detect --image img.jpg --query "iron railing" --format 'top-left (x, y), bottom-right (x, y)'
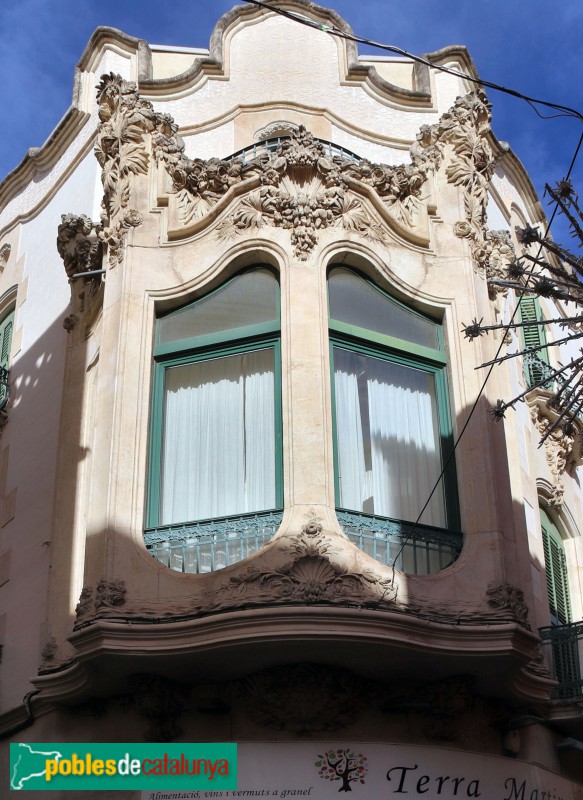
top-left (336, 509), bottom-right (463, 575)
top-left (227, 137), bottom-right (362, 166)
top-left (539, 621), bottom-right (583, 699)
top-left (145, 510), bottom-right (283, 573)
top-left (524, 353), bottom-right (555, 391)
top-left (0, 366), bottom-right (9, 410)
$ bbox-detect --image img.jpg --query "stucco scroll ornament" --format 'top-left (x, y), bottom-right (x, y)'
top-left (486, 583), bottom-right (529, 625)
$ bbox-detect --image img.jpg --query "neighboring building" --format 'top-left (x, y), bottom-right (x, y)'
top-left (1, 1), bottom-right (582, 796)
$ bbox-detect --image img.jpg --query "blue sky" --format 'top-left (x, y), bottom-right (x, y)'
top-left (1, 0), bottom-right (583, 245)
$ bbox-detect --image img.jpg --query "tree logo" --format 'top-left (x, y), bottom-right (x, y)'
top-left (315, 748), bottom-right (368, 792)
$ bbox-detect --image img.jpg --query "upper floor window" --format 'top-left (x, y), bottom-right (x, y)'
top-left (0, 306), bottom-right (14, 410)
top-left (519, 295), bottom-right (551, 389)
top-left (146, 268), bottom-right (283, 571)
top-left (329, 268), bottom-right (460, 572)
top-left (539, 507), bottom-right (581, 698)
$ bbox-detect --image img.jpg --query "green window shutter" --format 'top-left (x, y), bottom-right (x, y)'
top-left (541, 509), bottom-right (571, 626)
top-left (519, 296), bottom-right (549, 388)
top-left (540, 508), bottom-right (579, 696)
top-left (0, 309), bottom-right (14, 409)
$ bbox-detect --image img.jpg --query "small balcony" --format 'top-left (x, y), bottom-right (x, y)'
top-left (336, 509), bottom-right (463, 575)
top-left (145, 510), bottom-right (284, 573)
top-left (539, 621), bottom-right (583, 699)
top-left (227, 136), bottom-right (362, 166)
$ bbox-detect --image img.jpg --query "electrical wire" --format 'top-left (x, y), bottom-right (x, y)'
top-left (239, 0), bottom-right (583, 573)
top-left (241, 0), bottom-right (583, 123)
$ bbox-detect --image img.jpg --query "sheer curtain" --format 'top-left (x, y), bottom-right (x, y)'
top-left (160, 348), bottom-right (275, 524)
top-left (334, 348), bottom-right (445, 527)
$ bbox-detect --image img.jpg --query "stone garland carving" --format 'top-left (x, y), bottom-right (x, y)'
top-left (56, 214), bottom-right (102, 279)
top-left (75, 587), bottom-right (94, 622)
top-left (455, 224), bottom-right (515, 294)
top-left (529, 403), bottom-right (581, 507)
top-left (147, 86), bottom-right (494, 259)
top-left (93, 73), bottom-right (156, 265)
top-left (87, 74), bottom-right (502, 268)
top-left (0, 243), bottom-right (11, 269)
top-left (75, 580), bottom-right (126, 623)
top-left (486, 583), bottom-right (529, 624)
top-left (236, 663), bottom-right (367, 734)
top-left (95, 579), bottom-right (127, 610)
top-left (254, 121), bottom-right (299, 141)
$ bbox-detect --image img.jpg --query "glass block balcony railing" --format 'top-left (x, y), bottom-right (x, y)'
top-left (539, 621), bottom-right (583, 699)
top-left (227, 137), bottom-right (362, 166)
top-left (336, 509), bottom-right (463, 576)
top-left (145, 510), bottom-right (283, 574)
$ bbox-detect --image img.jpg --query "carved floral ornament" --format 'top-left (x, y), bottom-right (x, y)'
top-left (527, 393), bottom-right (583, 507)
top-left (73, 519), bottom-right (531, 629)
top-left (58, 73), bottom-right (509, 276)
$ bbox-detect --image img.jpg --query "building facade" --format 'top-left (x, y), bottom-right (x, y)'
top-left (1, 1), bottom-right (582, 797)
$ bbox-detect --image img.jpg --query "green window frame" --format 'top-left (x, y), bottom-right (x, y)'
top-left (145, 268), bottom-right (283, 571)
top-left (519, 295), bottom-right (551, 389)
top-left (0, 307), bottom-right (14, 410)
top-left (328, 267), bottom-right (461, 573)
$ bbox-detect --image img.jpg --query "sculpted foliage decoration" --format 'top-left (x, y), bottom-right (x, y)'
top-left (93, 74), bottom-right (162, 266)
top-left (486, 583), bottom-right (529, 624)
top-left (148, 89), bottom-right (498, 260)
top-left (528, 398), bottom-right (583, 507)
top-left (237, 663), bottom-right (367, 734)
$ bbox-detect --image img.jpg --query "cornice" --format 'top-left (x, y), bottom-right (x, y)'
top-left (137, 0), bottom-right (433, 109)
top-left (0, 110), bottom-right (91, 218)
top-left (490, 135), bottom-right (547, 224)
top-left (68, 606), bottom-right (540, 661)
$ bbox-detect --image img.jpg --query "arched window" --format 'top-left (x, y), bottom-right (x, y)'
top-left (329, 267), bottom-right (460, 574)
top-left (145, 268), bottom-right (283, 572)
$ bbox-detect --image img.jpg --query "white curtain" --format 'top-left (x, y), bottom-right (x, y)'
top-left (335, 349), bottom-right (445, 526)
top-left (160, 348), bottom-right (275, 524)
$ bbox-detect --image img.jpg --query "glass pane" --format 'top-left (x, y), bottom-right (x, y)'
top-left (329, 267), bottom-right (439, 349)
top-left (158, 269), bottom-right (278, 344)
top-left (160, 347), bottom-right (275, 524)
top-left (333, 346), bottom-right (445, 527)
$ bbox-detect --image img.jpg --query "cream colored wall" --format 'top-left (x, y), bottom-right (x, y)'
top-left (0, 5), bottom-right (581, 771)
